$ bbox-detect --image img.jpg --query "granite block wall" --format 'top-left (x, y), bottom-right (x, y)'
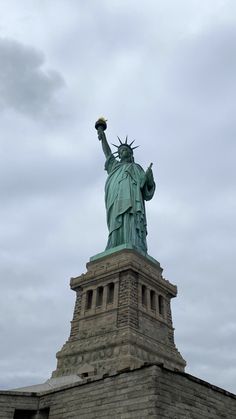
top-left (0, 392), bottom-right (38, 418)
top-left (1, 364), bottom-right (235, 418)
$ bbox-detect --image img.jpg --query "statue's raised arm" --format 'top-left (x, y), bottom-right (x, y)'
top-left (95, 118), bottom-right (112, 159)
top-left (95, 118), bottom-right (156, 255)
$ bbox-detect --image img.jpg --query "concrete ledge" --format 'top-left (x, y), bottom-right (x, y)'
top-left (1, 363), bottom-right (234, 399)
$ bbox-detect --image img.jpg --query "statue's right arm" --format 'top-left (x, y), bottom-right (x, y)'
top-left (98, 128), bottom-right (112, 159)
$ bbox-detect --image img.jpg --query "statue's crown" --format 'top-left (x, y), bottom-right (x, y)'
top-left (112, 136), bottom-right (139, 155)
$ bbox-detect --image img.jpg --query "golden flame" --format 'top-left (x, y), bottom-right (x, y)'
top-left (98, 116), bottom-right (107, 122)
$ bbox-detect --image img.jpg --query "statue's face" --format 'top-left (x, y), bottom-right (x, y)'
top-left (118, 146), bottom-right (133, 162)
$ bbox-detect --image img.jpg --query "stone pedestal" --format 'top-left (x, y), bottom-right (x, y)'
top-left (52, 249), bottom-right (186, 378)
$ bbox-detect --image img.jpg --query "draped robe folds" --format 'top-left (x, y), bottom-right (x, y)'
top-left (105, 155), bottom-right (155, 253)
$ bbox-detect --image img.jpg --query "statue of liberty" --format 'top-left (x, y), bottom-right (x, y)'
top-left (95, 118), bottom-right (156, 255)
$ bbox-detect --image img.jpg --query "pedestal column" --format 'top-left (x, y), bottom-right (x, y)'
top-left (52, 249), bottom-right (186, 378)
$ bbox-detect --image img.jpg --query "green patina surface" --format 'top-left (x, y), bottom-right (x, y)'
top-left (95, 118), bottom-right (156, 256)
top-left (89, 244), bottom-right (160, 267)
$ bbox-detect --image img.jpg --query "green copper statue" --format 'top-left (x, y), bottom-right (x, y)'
top-left (95, 118), bottom-right (155, 254)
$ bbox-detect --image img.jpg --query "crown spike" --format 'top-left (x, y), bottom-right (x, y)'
top-left (111, 143), bottom-right (119, 148)
top-left (125, 135), bottom-right (128, 144)
top-left (129, 140), bottom-right (135, 146)
top-left (132, 145), bottom-right (139, 150)
top-left (117, 136), bottom-right (122, 145)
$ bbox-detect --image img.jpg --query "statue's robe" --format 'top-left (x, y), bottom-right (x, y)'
top-left (105, 155), bottom-right (155, 253)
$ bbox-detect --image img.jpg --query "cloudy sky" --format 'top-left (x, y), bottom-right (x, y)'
top-left (0, 0), bottom-right (236, 393)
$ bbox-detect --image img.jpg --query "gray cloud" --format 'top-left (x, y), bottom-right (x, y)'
top-left (0, 38), bottom-right (64, 118)
top-left (167, 24), bottom-right (236, 120)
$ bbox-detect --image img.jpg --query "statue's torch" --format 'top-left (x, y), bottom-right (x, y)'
top-left (95, 117), bottom-right (107, 141)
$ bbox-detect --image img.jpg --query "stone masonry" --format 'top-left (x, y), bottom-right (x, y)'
top-left (1, 249), bottom-right (235, 417)
top-left (1, 364), bottom-right (236, 418)
top-left (52, 249), bottom-right (186, 378)
top-left (1, 110), bottom-right (235, 417)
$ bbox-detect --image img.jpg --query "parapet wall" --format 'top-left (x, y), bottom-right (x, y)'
top-left (1, 364), bottom-right (235, 418)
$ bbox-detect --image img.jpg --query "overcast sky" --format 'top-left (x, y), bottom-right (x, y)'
top-left (0, 0), bottom-right (235, 393)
